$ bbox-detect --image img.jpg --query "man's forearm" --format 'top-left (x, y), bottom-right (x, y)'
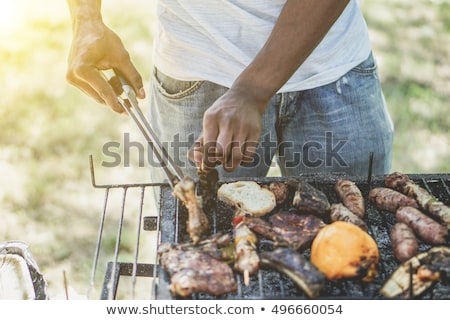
top-left (67, 0), bottom-right (102, 27)
top-left (232, 0), bottom-right (350, 107)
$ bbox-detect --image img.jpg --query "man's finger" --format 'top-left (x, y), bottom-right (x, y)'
top-left (116, 61), bottom-right (145, 99)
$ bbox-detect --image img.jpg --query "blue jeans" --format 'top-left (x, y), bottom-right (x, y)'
top-left (148, 52), bottom-right (394, 182)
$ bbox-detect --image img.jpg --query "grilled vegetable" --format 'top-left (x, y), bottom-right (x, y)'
top-left (385, 172), bottom-right (450, 229)
top-left (396, 206), bottom-right (448, 245)
top-left (390, 222), bottom-right (418, 262)
top-left (380, 246), bottom-right (450, 298)
top-left (368, 187), bottom-right (418, 213)
top-left (260, 248), bottom-right (326, 299)
top-left (173, 176), bottom-right (210, 244)
top-left (292, 180), bottom-right (330, 218)
top-left (310, 221), bottom-right (379, 282)
top-left (329, 203), bottom-right (368, 231)
top-left (335, 179), bottom-right (365, 218)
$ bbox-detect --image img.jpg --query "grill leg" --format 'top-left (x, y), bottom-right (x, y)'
top-left (101, 262), bottom-right (156, 299)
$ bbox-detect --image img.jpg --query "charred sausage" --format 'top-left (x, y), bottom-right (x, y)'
top-left (329, 203), bottom-right (368, 231)
top-left (335, 179), bottom-right (365, 218)
top-left (390, 222), bottom-right (418, 262)
top-left (396, 206), bottom-right (448, 245)
top-left (369, 187), bottom-right (418, 213)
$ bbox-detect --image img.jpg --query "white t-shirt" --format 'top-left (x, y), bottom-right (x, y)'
top-left (153, 0), bottom-right (371, 92)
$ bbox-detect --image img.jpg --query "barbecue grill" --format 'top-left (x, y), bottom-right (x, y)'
top-left (86, 155), bottom-right (450, 300)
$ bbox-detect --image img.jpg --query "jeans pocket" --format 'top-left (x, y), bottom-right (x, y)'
top-left (153, 68), bottom-right (204, 99)
top-left (350, 52), bottom-right (377, 75)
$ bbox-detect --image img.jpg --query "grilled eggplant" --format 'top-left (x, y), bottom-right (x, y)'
top-left (260, 248), bottom-right (326, 299)
top-left (291, 180), bottom-right (330, 218)
top-left (380, 246), bottom-right (450, 298)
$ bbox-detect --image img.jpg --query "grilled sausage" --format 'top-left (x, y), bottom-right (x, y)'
top-left (396, 206), bottom-right (448, 245)
top-left (369, 187), bottom-right (418, 213)
top-left (386, 172), bottom-right (450, 229)
top-left (390, 222), bottom-right (418, 262)
top-left (335, 179), bottom-right (365, 218)
top-left (330, 203), bottom-right (368, 231)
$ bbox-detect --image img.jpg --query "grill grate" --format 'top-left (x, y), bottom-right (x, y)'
top-left (88, 155), bottom-right (450, 300)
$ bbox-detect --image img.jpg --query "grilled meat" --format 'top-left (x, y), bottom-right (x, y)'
top-left (390, 222), bottom-right (418, 262)
top-left (158, 236), bottom-right (237, 297)
top-left (241, 216), bottom-right (290, 248)
top-left (329, 203), bottom-right (368, 231)
top-left (335, 179), bottom-right (365, 218)
top-left (268, 181), bottom-right (289, 205)
top-left (292, 180), bottom-right (330, 218)
top-left (260, 248), bottom-right (326, 299)
top-left (396, 206), bottom-right (447, 245)
top-left (173, 176), bottom-right (210, 244)
top-left (269, 211), bottom-right (327, 251)
top-left (233, 217), bottom-right (260, 286)
top-left (368, 187), bottom-right (418, 213)
top-left (385, 172), bottom-right (450, 229)
top-left (380, 246), bottom-right (450, 298)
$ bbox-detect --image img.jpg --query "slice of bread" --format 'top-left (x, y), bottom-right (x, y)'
top-left (217, 181), bottom-right (276, 216)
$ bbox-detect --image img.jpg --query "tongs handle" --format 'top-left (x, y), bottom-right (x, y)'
top-left (107, 70), bottom-right (184, 188)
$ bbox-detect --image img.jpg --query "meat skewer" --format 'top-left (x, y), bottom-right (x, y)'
top-left (232, 213), bottom-right (259, 286)
top-left (335, 179), bottom-right (365, 218)
top-left (385, 172), bottom-right (450, 229)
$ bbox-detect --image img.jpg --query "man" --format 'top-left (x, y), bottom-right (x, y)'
top-left (67, 0), bottom-right (394, 181)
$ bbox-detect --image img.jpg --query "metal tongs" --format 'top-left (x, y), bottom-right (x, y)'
top-left (108, 70), bottom-right (184, 188)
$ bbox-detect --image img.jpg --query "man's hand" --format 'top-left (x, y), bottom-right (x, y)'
top-left (66, 2), bottom-right (144, 113)
top-left (190, 88), bottom-right (265, 172)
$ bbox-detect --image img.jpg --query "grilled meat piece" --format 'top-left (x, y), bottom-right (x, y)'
top-left (380, 246), bottom-right (450, 298)
top-left (260, 248), bottom-right (326, 299)
top-left (368, 187), bottom-right (418, 213)
top-left (292, 180), bottom-right (330, 217)
top-left (233, 219), bottom-right (260, 285)
top-left (385, 172), bottom-right (450, 229)
top-left (390, 222), bottom-right (418, 262)
top-left (335, 179), bottom-right (365, 218)
top-left (268, 181), bottom-right (289, 205)
top-left (173, 176), bottom-right (210, 244)
top-left (396, 206), bottom-right (448, 245)
top-left (158, 236), bottom-right (237, 297)
top-left (329, 203), bottom-right (368, 231)
top-left (269, 212), bottom-right (327, 251)
top-left (242, 216), bottom-right (290, 248)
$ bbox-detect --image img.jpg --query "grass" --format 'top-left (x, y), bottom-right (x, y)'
top-left (0, 0), bottom-right (448, 299)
